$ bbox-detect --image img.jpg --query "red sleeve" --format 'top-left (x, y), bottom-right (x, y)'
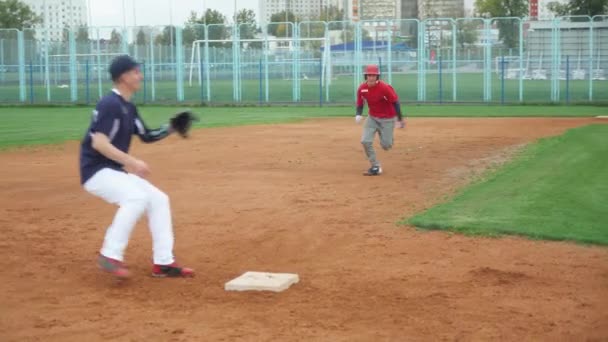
top-left (385, 83), bottom-right (399, 103)
top-left (356, 84), bottom-right (364, 107)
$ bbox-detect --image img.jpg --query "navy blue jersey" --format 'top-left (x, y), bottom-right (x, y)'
top-left (79, 90), bottom-right (169, 184)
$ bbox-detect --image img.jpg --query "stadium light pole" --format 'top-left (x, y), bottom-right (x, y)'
top-left (234, 0), bottom-right (238, 24)
top-left (86, 0), bottom-right (92, 27)
top-left (122, 0), bottom-right (127, 29)
top-left (43, 0), bottom-right (50, 101)
top-left (169, 0), bottom-right (173, 26)
top-left (133, 0), bottom-right (137, 27)
top-left (43, 0), bottom-right (48, 29)
top-left (202, 0), bottom-right (206, 24)
top-left (69, 0), bottom-right (73, 28)
top-left (169, 0), bottom-right (174, 63)
top-left (285, 0), bottom-right (289, 38)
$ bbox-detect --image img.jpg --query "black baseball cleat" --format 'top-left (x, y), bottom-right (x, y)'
top-left (363, 166), bottom-right (383, 176)
top-left (152, 262), bottom-right (194, 278)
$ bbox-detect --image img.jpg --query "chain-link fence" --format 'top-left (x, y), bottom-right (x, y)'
top-left (1, 15), bottom-right (607, 105)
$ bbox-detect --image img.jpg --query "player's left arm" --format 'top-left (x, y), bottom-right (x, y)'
top-left (386, 84), bottom-right (405, 127)
top-left (133, 110), bottom-right (173, 143)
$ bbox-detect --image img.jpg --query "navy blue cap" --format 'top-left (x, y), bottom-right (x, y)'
top-left (109, 55), bottom-right (139, 82)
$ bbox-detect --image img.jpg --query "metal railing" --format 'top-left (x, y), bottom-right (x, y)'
top-left (1, 15), bottom-right (607, 105)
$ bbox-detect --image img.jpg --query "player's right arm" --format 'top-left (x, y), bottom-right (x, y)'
top-left (355, 85), bottom-right (364, 123)
top-left (88, 104), bottom-right (149, 177)
top-left (91, 133), bottom-right (149, 178)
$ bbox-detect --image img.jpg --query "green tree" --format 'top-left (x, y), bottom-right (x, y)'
top-left (136, 28), bottom-right (147, 45)
top-left (23, 27), bottom-right (35, 39)
top-left (182, 9), bottom-right (228, 47)
top-left (109, 29), bottom-right (122, 46)
top-left (298, 22), bottom-right (326, 56)
top-left (0, 0), bottom-right (40, 29)
top-left (319, 5), bottom-right (346, 29)
top-left (547, 0), bottom-right (608, 18)
top-left (182, 11), bottom-right (200, 45)
top-left (268, 11), bottom-right (298, 37)
top-left (236, 8), bottom-right (261, 49)
top-left (475, 0), bottom-right (527, 48)
top-left (456, 21), bottom-right (480, 48)
top-left (63, 26), bottom-right (89, 42)
top-left (154, 26), bottom-right (175, 45)
top-left (76, 26), bottom-right (89, 42)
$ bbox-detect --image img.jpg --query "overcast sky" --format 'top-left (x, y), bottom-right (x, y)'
top-left (88, 0), bottom-right (260, 27)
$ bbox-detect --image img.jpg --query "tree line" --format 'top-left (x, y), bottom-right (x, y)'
top-left (1, 0), bottom-right (606, 50)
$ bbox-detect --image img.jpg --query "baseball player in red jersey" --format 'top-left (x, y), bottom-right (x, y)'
top-left (355, 64), bottom-right (405, 176)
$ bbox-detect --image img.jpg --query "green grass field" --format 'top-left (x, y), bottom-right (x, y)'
top-left (0, 105), bottom-right (606, 149)
top-left (406, 124), bottom-right (608, 245)
top-left (2, 73), bottom-right (608, 104)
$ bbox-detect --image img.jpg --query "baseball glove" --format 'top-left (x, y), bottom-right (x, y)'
top-left (170, 110), bottom-right (199, 138)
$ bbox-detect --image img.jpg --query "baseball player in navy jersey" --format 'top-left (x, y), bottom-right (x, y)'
top-left (355, 64), bottom-right (406, 176)
top-left (79, 55), bottom-right (193, 279)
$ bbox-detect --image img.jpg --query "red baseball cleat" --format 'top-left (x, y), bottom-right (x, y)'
top-left (97, 254), bottom-right (130, 278)
top-left (152, 262), bottom-right (194, 278)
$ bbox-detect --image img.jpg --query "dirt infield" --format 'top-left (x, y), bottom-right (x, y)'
top-left (1, 117), bottom-right (607, 341)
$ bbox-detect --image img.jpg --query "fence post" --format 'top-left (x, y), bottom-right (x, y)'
top-left (0, 38), bottom-right (3, 83)
top-left (518, 19), bottom-right (523, 103)
top-left (418, 19), bottom-right (425, 102)
top-left (29, 60), bottom-right (34, 104)
top-left (452, 18), bottom-right (457, 102)
top-left (204, 25), bottom-right (212, 103)
top-left (150, 36), bottom-right (156, 102)
top-left (551, 18), bottom-right (559, 102)
top-left (175, 26), bottom-right (184, 102)
top-left (121, 27), bottom-right (128, 54)
top-left (69, 28), bottom-right (78, 102)
top-left (259, 58), bottom-right (263, 105)
top-left (388, 20), bottom-right (393, 85)
top-left (319, 56), bottom-right (323, 107)
top-left (293, 22), bottom-right (301, 103)
top-left (201, 57), bottom-right (205, 104)
top-left (17, 30), bottom-right (26, 102)
top-left (501, 55), bottom-right (505, 104)
top-left (86, 59), bottom-right (90, 105)
top-left (264, 27), bottom-right (269, 103)
top-left (232, 24), bottom-right (238, 102)
top-left (484, 19), bottom-right (491, 102)
top-left (439, 55), bottom-right (443, 104)
top-left (566, 55), bottom-right (570, 104)
top-left (354, 21), bottom-right (363, 101)
top-left (589, 17), bottom-right (594, 101)
top-left (143, 61), bottom-right (147, 104)
top-left (44, 28), bottom-right (50, 102)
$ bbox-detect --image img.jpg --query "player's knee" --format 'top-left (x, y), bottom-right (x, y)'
top-left (155, 191), bottom-right (170, 206)
top-left (381, 143), bottom-right (392, 151)
top-left (150, 189), bottom-right (170, 207)
top-left (122, 190), bottom-right (148, 212)
top-left (361, 140), bottom-right (373, 148)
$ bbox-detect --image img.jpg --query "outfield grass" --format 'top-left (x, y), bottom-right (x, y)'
top-left (2, 73), bottom-right (608, 104)
top-left (0, 106), bottom-right (343, 149)
top-left (406, 124), bottom-right (608, 245)
top-left (0, 105), bottom-right (606, 149)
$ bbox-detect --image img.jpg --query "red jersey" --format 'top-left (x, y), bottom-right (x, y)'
top-left (356, 80), bottom-right (399, 119)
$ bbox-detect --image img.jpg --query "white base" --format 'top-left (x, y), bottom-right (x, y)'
top-left (596, 116), bottom-right (608, 119)
top-left (225, 271), bottom-right (299, 292)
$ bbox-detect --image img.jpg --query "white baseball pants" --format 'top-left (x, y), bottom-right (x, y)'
top-left (83, 168), bottom-right (175, 265)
